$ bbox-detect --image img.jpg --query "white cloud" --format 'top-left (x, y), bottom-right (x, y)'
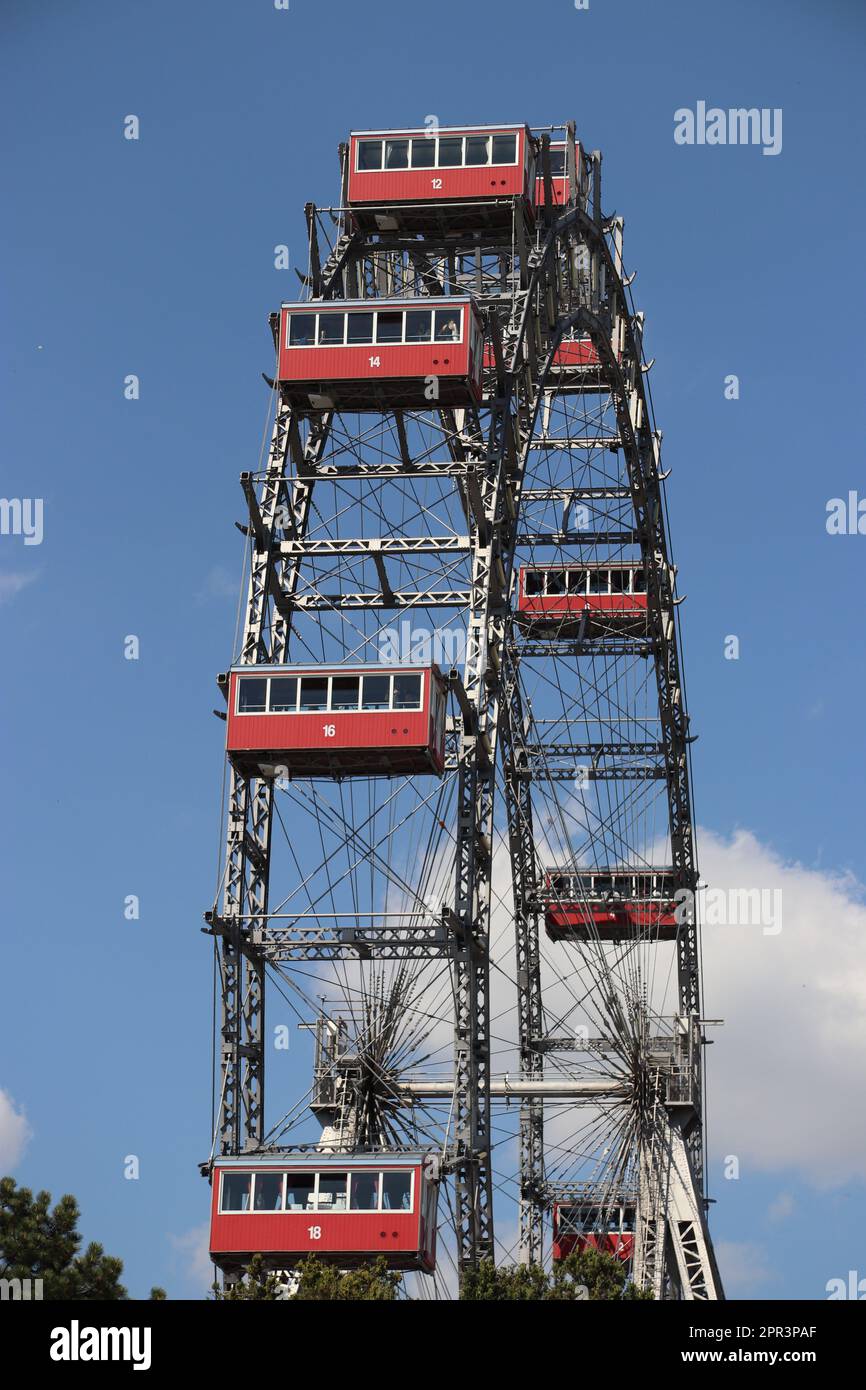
top-left (195, 566), bottom-right (237, 604)
top-left (701, 827), bottom-right (866, 1187)
top-left (168, 1222), bottom-right (214, 1294)
top-left (715, 1240), bottom-right (775, 1296)
top-left (767, 1191), bottom-right (796, 1223)
top-left (0, 1089), bottom-right (32, 1169)
top-left (0, 571), bottom-right (38, 605)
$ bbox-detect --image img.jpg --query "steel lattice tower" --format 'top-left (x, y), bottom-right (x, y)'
top-left (204, 123), bottom-right (723, 1300)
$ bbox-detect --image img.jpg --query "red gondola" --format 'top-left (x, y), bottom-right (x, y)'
top-left (482, 329), bottom-right (609, 375)
top-left (210, 1152), bottom-right (439, 1275)
top-left (223, 663), bottom-right (448, 779)
top-left (516, 564), bottom-right (648, 635)
top-left (535, 139), bottom-right (589, 208)
top-left (346, 124), bottom-right (536, 232)
top-left (276, 297), bottom-right (484, 410)
top-left (552, 1199), bottom-right (636, 1264)
top-left (544, 868), bottom-right (679, 942)
top-left (551, 333), bottom-right (604, 367)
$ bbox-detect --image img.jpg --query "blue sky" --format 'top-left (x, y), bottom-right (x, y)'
top-left (2, 0), bottom-right (865, 1299)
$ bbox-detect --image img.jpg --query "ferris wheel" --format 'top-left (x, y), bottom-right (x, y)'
top-left (203, 121), bottom-right (723, 1301)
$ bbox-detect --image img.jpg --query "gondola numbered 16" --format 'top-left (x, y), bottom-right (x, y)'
top-left (222, 663), bottom-right (448, 780)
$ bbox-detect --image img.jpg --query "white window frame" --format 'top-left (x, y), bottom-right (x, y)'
top-left (379, 1168), bottom-right (415, 1214)
top-left (250, 1170), bottom-right (286, 1214)
top-left (235, 670), bottom-right (427, 716)
top-left (219, 1169), bottom-right (253, 1214)
top-left (329, 674), bottom-right (363, 713)
top-left (355, 137), bottom-right (384, 171)
top-left (432, 307), bottom-right (463, 344)
top-left (284, 306), bottom-right (464, 350)
top-left (235, 675), bottom-right (269, 716)
top-left (354, 132), bottom-right (521, 173)
top-left (391, 670), bottom-right (424, 712)
top-left (346, 1170), bottom-right (382, 1213)
top-left (313, 1169), bottom-right (349, 1213)
top-left (282, 1171), bottom-right (317, 1212)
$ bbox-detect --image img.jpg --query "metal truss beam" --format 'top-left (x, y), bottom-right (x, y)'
top-left (286, 589), bottom-right (472, 611)
top-left (279, 534), bottom-right (471, 558)
top-left (515, 529), bottom-right (639, 545)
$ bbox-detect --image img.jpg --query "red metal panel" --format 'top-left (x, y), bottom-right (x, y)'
top-left (545, 903), bottom-right (678, 937)
top-left (554, 338), bottom-right (601, 366)
top-left (553, 1231), bottom-right (634, 1263)
top-left (210, 1208), bottom-right (423, 1258)
top-left (483, 337), bottom-right (601, 371)
top-left (536, 175), bottom-right (570, 207)
top-left (278, 335), bottom-right (470, 385)
top-left (517, 593), bottom-right (648, 621)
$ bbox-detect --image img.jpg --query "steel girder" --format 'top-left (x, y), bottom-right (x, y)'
top-left (633, 1111), bottom-right (724, 1301)
top-left (497, 194), bottom-right (716, 1291)
top-left (217, 399), bottom-right (330, 1155)
top-left (500, 642), bottom-right (545, 1264)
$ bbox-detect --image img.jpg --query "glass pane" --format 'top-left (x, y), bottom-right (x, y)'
top-left (288, 315), bottom-right (316, 347)
top-left (633, 570), bottom-right (646, 593)
top-left (393, 673), bottom-right (422, 710)
top-left (384, 138), bottom-right (409, 169)
top-left (589, 570), bottom-right (608, 594)
top-left (410, 137), bottom-right (435, 168)
top-left (434, 308), bottom-right (461, 341)
top-left (316, 1172), bottom-right (348, 1211)
top-left (548, 147), bottom-right (566, 176)
top-left (610, 569), bottom-right (629, 593)
top-left (253, 1172), bottom-right (283, 1211)
top-left (382, 1171), bottom-right (412, 1211)
top-left (567, 570), bottom-right (587, 594)
top-left (349, 1172), bottom-right (380, 1211)
top-left (405, 309), bottom-right (432, 343)
top-left (525, 570), bottom-right (543, 596)
top-left (331, 676), bottom-right (360, 711)
top-left (299, 677), bottom-right (329, 711)
top-left (268, 677), bottom-right (297, 713)
top-left (362, 674), bottom-right (391, 710)
top-left (284, 1173), bottom-right (315, 1211)
top-left (318, 313), bottom-right (345, 346)
top-left (546, 570), bottom-right (566, 596)
top-left (221, 1172), bottom-right (251, 1212)
top-left (491, 133), bottom-right (517, 164)
top-left (238, 677), bottom-right (267, 713)
top-left (347, 311), bottom-right (375, 345)
top-left (375, 310), bottom-right (403, 344)
top-left (464, 135), bottom-right (489, 166)
top-left (437, 136), bottom-right (463, 166)
top-left (357, 139), bottom-right (382, 170)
